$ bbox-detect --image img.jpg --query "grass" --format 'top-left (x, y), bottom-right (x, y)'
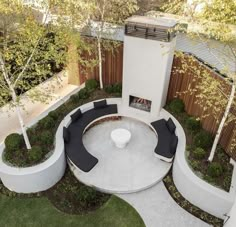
top-left (0, 194), bottom-right (145, 227)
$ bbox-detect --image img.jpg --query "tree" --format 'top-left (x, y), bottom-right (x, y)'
top-left (161, 0), bottom-right (236, 161)
top-left (86, 0), bottom-right (139, 89)
top-left (0, 0), bottom-right (66, 149)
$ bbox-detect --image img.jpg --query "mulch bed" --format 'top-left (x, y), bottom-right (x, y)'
top-left (0, 166), bottom-right (110, 215)
top-left (163, 170), bottom-right (224, 227)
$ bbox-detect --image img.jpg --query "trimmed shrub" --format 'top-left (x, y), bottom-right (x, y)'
top-left (169, 98), bottom-right (185, 114)
top-left (194, 131), bottom-right (213, 149)
top-left (190, 160), bottom-right (201, 171)
top-left (105, 83), bottom-right (122, 94)
top-left (112, 83), bottom-right (122, 94)
top-left (39, 131), bottom-right (54, 145)
top-left (5, 133), bottom-right (23, 152)
top-left (78, 186), bottom-right (97, 204)
top-left (70, 93), bottom-right (80, 104)
top-left (27, 127), bottom-right (38, 144)
top-left (104, 84), bottom-right (113, 93)
top-left (186, 117), bottom-right (201, 131)
top-left (208, 162), bottom-right (223, 177)
top-left (78, 88), bottom-right (89, 99)
top-left (38, 116), bottom-right (55, 130)
top-left (48, 110), bottom-right (59, 121)
top-left (85, 79), bottom-right (98, 91)
top-left (28, 146), bottom-right (43, 162)
top-left (192, 147), bottom-right (206, 160)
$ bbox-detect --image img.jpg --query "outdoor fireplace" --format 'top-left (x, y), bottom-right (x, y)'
top-left (129, 95), bottom-right (151, 112)
top-left (122, 16), bottom-right (177, 117)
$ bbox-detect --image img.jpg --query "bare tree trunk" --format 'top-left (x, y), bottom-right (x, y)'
top-left (97, 37), bottom-right (103, 89)
top-left (208, 83), bottom-right (236, 162)
top-left (0, 54), bottom-right (31, 149)
top-left (14, 101), bottom-right (32, 150)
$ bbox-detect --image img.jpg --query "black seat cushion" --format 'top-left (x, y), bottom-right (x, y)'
top-left (70, 108), bottom-right (82, 122)
top-left (151, 118), bottom-right (178, 160)
top-left (63, 127), bottom-right (70, 143)
top-left (170, 135), bottom-right (178, 154)
top-left (166, 118), bottom-right (176, 134)
top-left (65, 104), bottom-right (118, 172)
top-left (94, 99), bottom-right (107, 109)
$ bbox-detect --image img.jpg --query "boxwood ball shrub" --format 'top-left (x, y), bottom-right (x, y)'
top-left (208, 162), bottom-right (223, 177)
top-left (105, 83), bottom-right (122, 95)
top-left (194, 131), bottom-right (213, 149)
top-left (38, 116), bottom-right (55, 130)
top-left (85, 79), bottom-right (98, 92)
top-left (169, 98), bottom-right (185, 114)
top-left (193, 147), bottom-right (206, 160)
top-left (28, 146), bottom-right (43, 162)
top-left (78, 185), bottom-right (97, 205)
top-left (39, 131), bottom-right (54, 145)
top-left (48, 110), bottom-right (60, 121)
top-left (186, 117), bottom-right (201, 131)
top-left (70, 93), bottom-right (80, 104)
top-left (5, 133), bottom-right (23, 152)
top-left (78, 88), bottom-right (89, 99)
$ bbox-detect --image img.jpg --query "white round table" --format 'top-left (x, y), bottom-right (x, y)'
top-left (110, 128), bottom-right (131, 148)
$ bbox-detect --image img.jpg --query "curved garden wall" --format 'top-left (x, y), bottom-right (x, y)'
top-left (173, 143), bottom-right (235, 219)
top-left (0, 116), bottom-right (66, 193)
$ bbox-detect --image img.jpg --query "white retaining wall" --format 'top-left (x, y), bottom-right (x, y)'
top-left (173, 133), bottom-right (235, 219)
top-left (0, 82), bottom-right (82, 193)
top-left (0, 119), bottom-right (66, 193)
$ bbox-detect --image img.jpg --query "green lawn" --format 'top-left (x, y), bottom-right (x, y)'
top-left (0, 194), bottom-right (145, 227)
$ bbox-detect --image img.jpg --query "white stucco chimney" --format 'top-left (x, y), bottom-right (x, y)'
top-left (122, 15), bottom-right (177, 119)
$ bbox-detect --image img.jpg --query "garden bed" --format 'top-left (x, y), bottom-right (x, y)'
top-left (166, 99), bottom-right (233, 192)
top-left (3, 79), bottom-right (121, 167)
top-left (163, 170), bottom-right (223, 227)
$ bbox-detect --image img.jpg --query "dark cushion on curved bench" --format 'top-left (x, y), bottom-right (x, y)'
top-left (166, 118), bottom-right (176, 134)
top-left (151, 118), bottom-right (178, 160)
top-left (70, 108), bottom-right (82, 122)
top-left (63, 127), bottom-right (70, 143)
top-left (65, 142), bottom-right (98, 172)
top-left (94, 99), bottom-right (107, 109)
top-left (170, 135), bottom-right (178, 155)
top-left (65, 104), bottom-right (118, 172)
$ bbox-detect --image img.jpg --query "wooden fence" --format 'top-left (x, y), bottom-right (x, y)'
top-left (77, 42), bottom-right (236, 159)
top-left (168, 54), bottom-right (236, 159)
top-left (78, 41), bottom-right (123, 85)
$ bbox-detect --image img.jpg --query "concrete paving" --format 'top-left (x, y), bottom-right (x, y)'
top-left (118, 181), bottom-right (211, 227)
top-left (77, 117), bottom-right (171, 193)
top-left (0, 71), bottom-right (80, 143)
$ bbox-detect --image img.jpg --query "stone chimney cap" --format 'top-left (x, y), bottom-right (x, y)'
top-left (125, 15), bottom-right (177, 29)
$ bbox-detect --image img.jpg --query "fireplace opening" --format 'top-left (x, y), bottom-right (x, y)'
top-left (129, 95), bottom-right (151, 112)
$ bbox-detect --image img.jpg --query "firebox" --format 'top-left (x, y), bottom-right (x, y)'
top-left (129, 95), bottom-right (152, 112)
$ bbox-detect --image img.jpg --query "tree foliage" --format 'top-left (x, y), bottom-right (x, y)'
top-left (162, 0), bottom-right (236, 159)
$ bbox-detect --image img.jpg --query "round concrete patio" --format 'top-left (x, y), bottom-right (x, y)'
top-left (70, 116), bottom-right (171, 193)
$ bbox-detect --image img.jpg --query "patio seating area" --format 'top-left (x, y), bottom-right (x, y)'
top-left (62, 98), bottom-right (184, 193)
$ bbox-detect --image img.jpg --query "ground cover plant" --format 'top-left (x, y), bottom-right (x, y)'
top-left (3, 79), bottom-right (121, 167)
top-left (163, 171), bottom-right (223, 227)
top-left (165, 98), bottom-right (233, 191)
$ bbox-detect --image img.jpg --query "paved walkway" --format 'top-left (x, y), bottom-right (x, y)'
top-left (0, 71), bottom-right (80, 143)
top-left (118, 182), bottom-right (211, 227)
